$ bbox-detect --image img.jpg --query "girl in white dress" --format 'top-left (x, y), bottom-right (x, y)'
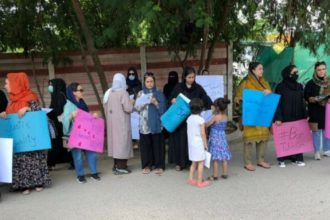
top-left (186, 98), bottom-right (210, 188)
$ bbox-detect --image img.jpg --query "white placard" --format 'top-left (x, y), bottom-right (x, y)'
top-left (0, 138), bottom-right (13, 183)
top-left (204, 151), bottom-right (211, 169)
top-left (131, 111), bottom-right (140, 140)
top-left (201, 110), bottom-right (213, 123)
top-left (196, 75), bottom-right (224, 101)
top-left (135, 93), bottom-right (152, 108)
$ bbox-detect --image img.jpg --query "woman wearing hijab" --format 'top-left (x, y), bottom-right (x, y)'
top-left (126, 67), bottom-right (142, 99)
top-left (135, 72), bottom-right (166, 174)
top-left (168, 66), bottom-right (213, 171)
top-left (163, 71), bottom-right (179, 101)
top-left (47, 78), bottom-right (73, 169)
top-left (104, 73), bottom-right (134, 174)
top-left (304, 61), bottom-right (330, 160)
top-left (274, 65), bottom-right (307, 167)
top-left (235, 62), bottom-right (272, 171)
top-left (0, 72), bottom-right (51, 195)
top-left (62, 83), bottom-right (100, 183)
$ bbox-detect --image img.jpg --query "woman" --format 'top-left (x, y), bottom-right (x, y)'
top-left (104, 73), bottom-right (134, 174)
top-left (135, 72), bottom-right (166, 174)
top-left (62, 83), bottom-right (100, 183)
top-left (0, 89), bottom-right (8, 112)
top-left (304, 61), bottom-right (330, 160)
top-left (168, 66), bottom-right (212, 171)
top-left (126, 67), bottom-right (142, 99)
top-left (1, 72), bottom-right (51, 194)
top-left (235, 62), bottom-right (272, 171)
top-left (47, 78), bottom-right (73, 169)
top-left (163, 71), bottom-right (179, 101)
top-left (274, 65), bottom-right (307, 167)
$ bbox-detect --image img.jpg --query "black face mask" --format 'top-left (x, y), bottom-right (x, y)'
top-left (289, 74), bottom-right (298, 81)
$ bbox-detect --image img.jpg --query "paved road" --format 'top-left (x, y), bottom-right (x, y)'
top-left (1, 134), bottom-right (330, 220)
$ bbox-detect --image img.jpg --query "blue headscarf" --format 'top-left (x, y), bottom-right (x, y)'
top-left (142, 80), bottom-right (166, 134)
top-left (66, 83), bottom-right (89, 112)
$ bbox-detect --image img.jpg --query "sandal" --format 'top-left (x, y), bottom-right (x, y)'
top-left (221, 175), bottom-right (228, 179)
top-left (187, 179), bottom-right (197, 186)
top-left (154, 169), bottom-right (164, 175)
top-left (35, 187), bottom-right (44, 192)
top-left (22, 189), bottom-right (30, 195)
top-left (207, 176), bottom-right (219, 181)
top-left (175, 165), bottom-right (182, 171)
top-left (142, 167), bottom-right (151, 174)
top-left (257, 162), bottom-right (271, 169)
top-left (244, 164), bottom-right (256, 171)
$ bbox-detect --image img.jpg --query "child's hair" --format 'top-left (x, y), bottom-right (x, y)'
top-left (190, 98), bottom-right (204, 114)
top-left (214, 98), bottom-right (231, 112)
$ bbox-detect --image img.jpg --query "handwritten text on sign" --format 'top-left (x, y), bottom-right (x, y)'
top-left (272, 119), bottom-right (314, 157)
top-left (0, 111), bottom-right (51, 153)
top-left (242, 89), bottom-right (280, 127)
top-left (196, 75), bottom-right (224, 101)
top-left (68, 109), bottom-right (105, 153)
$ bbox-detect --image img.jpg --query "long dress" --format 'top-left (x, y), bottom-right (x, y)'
top-left (168, 82), bottom-right (212, 168)
top-left (105, 90), bottom-right (134, 159)
top-left (208, 121), bottom-right (232, 161)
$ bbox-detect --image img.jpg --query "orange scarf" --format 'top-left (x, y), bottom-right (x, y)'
top-left (6, 72), bottom-right (38, 114)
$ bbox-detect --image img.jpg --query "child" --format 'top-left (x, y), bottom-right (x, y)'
top-left (186, 98), bottom-right (210, 188)
top-left (206, 98), bottom-right (232, 180)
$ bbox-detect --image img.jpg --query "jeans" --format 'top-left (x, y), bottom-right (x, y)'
top-left (312, 130), bottom-right (330, 153)
top-left (71, 149), bottom-right (97, 177)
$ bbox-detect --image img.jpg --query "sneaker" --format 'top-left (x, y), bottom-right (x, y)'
top-left (315, 152), bottom-right (321, 160)
top-left (90, 174), bottom-right (101, 181)
top-left (323, 150), bottom-right (330, 157)
top-left (294, 161), bottom-right (306, 167)
top-left (115, 168), bottom-right (131, 175)
top-left (278, 162), bottom-right (286, 168)
top-left (77, 175), bottom-right (87, 183)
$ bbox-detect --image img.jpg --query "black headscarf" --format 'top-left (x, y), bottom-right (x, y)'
top-left (49, 78), bottom-right (67, 116)
top-left (281, 64), bottom-right (300, 90)
top-left (0, 89), bottom-right (8, 112)
top-left (126, 67), bottom-right (141, 87)
top-left (163, 71), bottom-right (179, 100)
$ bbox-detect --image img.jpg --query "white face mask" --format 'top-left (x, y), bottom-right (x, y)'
top-left (128, 75), bottom-right (135, 81)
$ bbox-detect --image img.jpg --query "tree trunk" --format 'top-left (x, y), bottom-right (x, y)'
top-left (198, 0), bottom-right (211, 74)
top-left (205, 0), bottom-right (232, 71)
top-left (30, 54), bottom-right (45, 107)
top-left (71, 0), bottom-right (108, 94)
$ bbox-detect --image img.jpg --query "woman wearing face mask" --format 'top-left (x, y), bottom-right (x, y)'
top-left (135, 72), bottom-right (166, 174)
top-left (168, 66), bottom-right (213, 171)
top-left (235, 62), bottom-right (272, 171)
top-left (126, 67), bottom-right (142, 99)
top-left (274, 65), bottom-right (307, 167)
top-left (63, 83), bottom-right (100, 183)
top-left (0, 72), bottom-right (51, 195)
top-left (304, 61), bottom-right (330, 160)
top-left (163, 71), bottom-right (179, 101)
top-left (47, 79), bottom-right (73, 170)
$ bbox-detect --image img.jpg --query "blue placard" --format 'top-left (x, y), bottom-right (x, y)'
top-left (242, 89), bottom-right (280, 127)
top-left (161, 95), bottom-right (191, 133)
top-left (0, 111), bottom-right (51, 153)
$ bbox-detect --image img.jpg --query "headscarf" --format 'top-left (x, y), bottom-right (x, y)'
top-left (49, 78), bottom-right (67, 116)
top-left (103, 73), bottom-right (127, 104)
top-left (6, 72), bottom-right (38, 114)
top-left (0, 89), bottom-right (8, 112)
top-left (163, 71), bottom-right (179, 99)
top-left (281, 64), bottom-right (300, 90)
top-left (126, 67), bottom-right (141, 87)
top-left (66, 83), bottom-right (89, 112)
top-left (312, 70), bottom-right (330, 96)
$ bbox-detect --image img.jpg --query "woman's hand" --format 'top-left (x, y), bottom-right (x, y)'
top-left (308, 97), bottom-right (317, 103)
top-left (92, 112), bottom-right (99, 118)
top-left (171, 98), bottom-right (176, 104)
top-left (0, 111), bottom-right (7, 118)
top-left (18, 107), bottom-right (30, 118)
top-left (263, 89), bottom-right (271, 95)
top-left (275, 121), bottom-right (282, 126)
top-left (70, 111), bottom-right (77, 121)
top-left (150, 97), bottom-right (158, 106)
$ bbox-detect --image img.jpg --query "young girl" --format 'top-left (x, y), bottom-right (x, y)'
top-left (206, 98), bottom-right (232, 180)
top-left (187, 98), bottom-right (210, 188)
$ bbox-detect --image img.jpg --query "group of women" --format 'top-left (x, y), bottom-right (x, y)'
top-left (1, 61), bottom-right (329, 197)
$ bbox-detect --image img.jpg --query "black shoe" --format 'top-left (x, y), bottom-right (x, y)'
top-left (115, 168), bottom-right (131, 175)
top-left (77, 175), bottom-right (87, 183)
top-left (90, 174), bottom-right (101, 181)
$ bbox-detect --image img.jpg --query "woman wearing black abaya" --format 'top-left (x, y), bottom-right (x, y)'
top-left (163, 71), bottom-right (179, 101)
top-left (168, 66), bottom-right (212, 171)
top-left (47, 78), bottom-right (73, 169)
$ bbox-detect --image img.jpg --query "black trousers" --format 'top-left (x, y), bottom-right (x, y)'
top-left (113, 159), bottom-right (128, 169)
top-left (139, 133), bottom-right (165, 169)
top-left (278, 153), bottom-right (304, 162)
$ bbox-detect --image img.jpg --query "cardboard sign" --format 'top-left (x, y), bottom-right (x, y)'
top-left (196, 75), bottom-right (224, 101)
top-left (0, 111), bottom-right (51, 153)
top-left (68, 109), bottom-right (105, 153)
top-left (272, 119), bottom-right (314, 157)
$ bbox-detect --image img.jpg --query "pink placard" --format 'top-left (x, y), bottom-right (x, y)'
top-left (325, 104), bottom-right (330, 138)
top-left (68, 109), bottom-right (105, 153)
top-left (272, 119), bottom-right (314, 158)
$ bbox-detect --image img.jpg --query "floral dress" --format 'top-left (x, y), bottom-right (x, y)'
top-left (208, 121), bottom-right (232, 161)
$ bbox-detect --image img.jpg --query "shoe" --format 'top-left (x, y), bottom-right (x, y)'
top-left (278, 162), bottom-right (286, 168)
top-left (244, 164), bottom-right (256, 171)
top-left (257, 161), bottom-right (271, 169)
top-left (175, 165), bottom-right (182, 171)
top-left (221, 175), bottom-right (228, 179)
top-left (77, 176), bottom-right (87, 183)
top-left (22, 189), bottom-right (30, 195)
top-left (187, 179), bottom-right (197, 186)
top-left (90, 174), bottom-right (101, 181)
top-left (323, 150), bottom-right (330, 157)
top-left (197, 181), bottom-right (210, 188)
top-left (142, 167), bottom-right (151, 174)
top-left (207, 176), bottom-right (219, 181)
top-left (294, 161), bottom-right (306, 167)
top-left (154, 168), bottom-right (164, 175)
top-left (315, 152), bottom-right (321, 160)
top-left (115, 168), bottom-right (131, 175)
top-left (35, 187), bottom-right (44, 192)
